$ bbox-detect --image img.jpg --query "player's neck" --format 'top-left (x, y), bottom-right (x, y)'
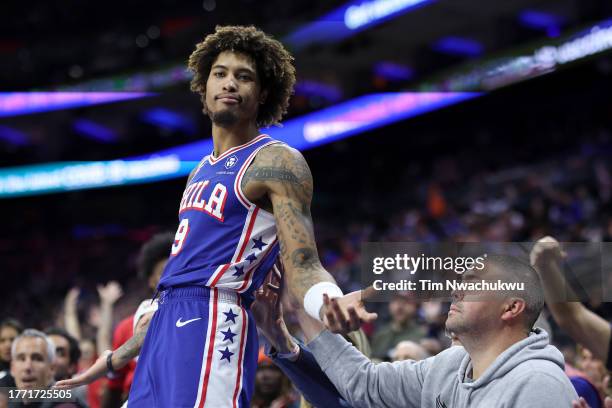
top-left (211, 122), bottom-right (260, 158)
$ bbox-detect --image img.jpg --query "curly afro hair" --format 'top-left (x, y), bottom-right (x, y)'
top-left (188, 25), bottom-right (296, 128)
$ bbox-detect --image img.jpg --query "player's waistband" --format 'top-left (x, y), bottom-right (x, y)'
top-left (158, 286), bottom-right (240, 305)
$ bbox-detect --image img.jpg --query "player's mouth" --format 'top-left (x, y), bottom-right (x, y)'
top-left (216, 94), bottom-right (241, 104)
top-left (449, 304), bottom-right (461, 314)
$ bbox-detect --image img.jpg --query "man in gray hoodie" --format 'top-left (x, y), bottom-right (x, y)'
top-left (302, 254), bottom-right (578, 407)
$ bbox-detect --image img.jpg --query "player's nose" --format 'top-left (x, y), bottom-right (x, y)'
top-left (222, 77), bottom-right (237, 92)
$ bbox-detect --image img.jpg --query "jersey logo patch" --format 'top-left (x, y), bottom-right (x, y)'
top-left (225, 154), bottom-right (239, 169)
top-left (175, 317), bottom-right (202, 327)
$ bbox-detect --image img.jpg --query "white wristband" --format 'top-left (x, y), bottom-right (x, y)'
top-left (304, 282), bottom-right (343, 321)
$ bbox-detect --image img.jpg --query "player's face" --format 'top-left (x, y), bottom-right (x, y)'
top-left (48, 334), bottom-right (75, 380)
top-left (0, 326), bottom-right (18, 362)
top-left (205, 51), bottom-right (265, 126)
top-left (10, 338), bottom-right (55, 389)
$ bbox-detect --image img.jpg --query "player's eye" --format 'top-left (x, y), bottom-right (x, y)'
top-left (213, 72), bottom-right (225, 78)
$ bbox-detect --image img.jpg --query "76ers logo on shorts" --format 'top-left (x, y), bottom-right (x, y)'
top-left (225, 155), bottom-right (239, 169)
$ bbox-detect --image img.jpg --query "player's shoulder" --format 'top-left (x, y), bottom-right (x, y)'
top-left (254, 141), bottom-right (308, 169)
top-left (186, 155), bottom-right (209, 185)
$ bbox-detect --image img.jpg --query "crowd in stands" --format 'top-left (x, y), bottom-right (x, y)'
top-left (2, 82), bottom-right (612, 405)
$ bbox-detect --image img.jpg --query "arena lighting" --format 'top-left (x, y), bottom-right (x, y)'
top-left (374, 62), bottom-right (414, 81)
top-left (284, 0), bottom-right (435, 50)
top-left (141, 108), bottom-right (197, 135)
top-left (518, 9), bottom-right (564, 36)
top-left (0, 126), bottom-right (29, 147)
top-left (419, 18), bottom-right (612, 92)
top-left (73, 119), bottom-right (118, 143)
top-left (294, 80), bottom-right (343, 103)
top-left (47, 65), bottom-right (191, 92)
top-left (0, 91), bottom-right (479, 198)
top-left (0, 157), bottom-right (191, 198)
top-left (432, 36), bottom-right (484, 57)
top-left (0, 92), bottom-right (155, 118)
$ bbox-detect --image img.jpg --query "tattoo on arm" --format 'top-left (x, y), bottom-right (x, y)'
top-left (113, 317), bottom-right (151, 368)
top-left (242, 145), bottom-right (336, 301)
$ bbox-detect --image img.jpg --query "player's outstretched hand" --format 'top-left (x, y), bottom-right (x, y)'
top-left (54, 350), bottom-right (110, 389)
top-left (321, 287), bottom-right (377, 335)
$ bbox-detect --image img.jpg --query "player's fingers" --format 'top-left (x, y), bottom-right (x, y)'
top-left (358, 309), bottom-right (378, 322)
top-left (347, 306), bottom-right (360, 331)
top-left (604, 396), bottom-right (612, 408)
top-left (324, 294), bottom-right (344, 332)
top-left (324, 308), bottom-right (338, 332)
top-left (331, 298), bottom-right (350, 332)
top-left (323, 297), bottom-right (338, 330)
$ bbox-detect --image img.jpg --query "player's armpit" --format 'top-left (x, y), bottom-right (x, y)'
top-left (241, 144), bottom-right (336, 302)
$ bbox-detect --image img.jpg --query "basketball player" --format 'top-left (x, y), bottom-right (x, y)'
top-left (115, 25), bottom-right (376, 407)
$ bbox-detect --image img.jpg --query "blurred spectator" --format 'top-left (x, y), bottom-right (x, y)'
top-left (8, 329), bottom-right (84, 407)
top-left (251, 352), bottom-right (299, 408)
top-left (419, 337), bottom-right (443, 356)
top-left (0, 319), bottom-right (23, 388)
top-left (44, 328), bottom-right (89, 407)
top-left (531, 237), bottom-right (612, 407)
top-left (371, 292), bottom-right (426, 360)
top-left (78, 339), bottom-right (96, 370)
top-left (103, 232), bottom-right (172, 408)
top-left (64, 289), bottom-right (82, 341)
top-left (390, 340), bottom-right (429, 361)
top-left (576, 347), bottom-right (610, 404)
top-left (44, 328), bottom-right (81, 381)
top-left (530, 238), bottom-right (611, 369)
top-left (60, 281), bottom-right (122, 408)
top-left (95, 282), bottom-right (123, 356)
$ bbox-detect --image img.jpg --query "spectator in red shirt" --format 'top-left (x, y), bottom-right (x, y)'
top-left (101, 232), bottom-right (173, 408)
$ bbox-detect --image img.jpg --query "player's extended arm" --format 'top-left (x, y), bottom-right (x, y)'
top-left (242, 145), bottom-right (376, 332)
top-left (531, 237), bottom-right (611, 362)
top-left (54, 311), bottom-right (153, 389)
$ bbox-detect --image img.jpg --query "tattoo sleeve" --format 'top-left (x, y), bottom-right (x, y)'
top-left (241, 145), bottom-right (337, 302)
top-left (112, 314), bottom-right (151, 369)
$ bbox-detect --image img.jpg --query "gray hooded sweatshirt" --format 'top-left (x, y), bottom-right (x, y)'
top-left (308, 328), bottom-right (577, 407)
